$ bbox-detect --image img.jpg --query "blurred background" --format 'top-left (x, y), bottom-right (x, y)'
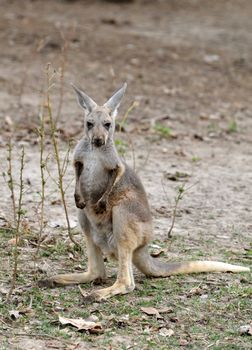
top-left (1, 0), bottom-right (251, 136)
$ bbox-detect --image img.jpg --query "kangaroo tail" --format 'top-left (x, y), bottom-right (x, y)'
top-left (133, 246), bottom-right (250, 277)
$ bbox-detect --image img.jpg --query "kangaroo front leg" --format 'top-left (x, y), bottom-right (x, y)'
top-left (74, 161), bottom-right (86, 209)
top-left (94, 163), bottom-right (125, 214)
top-left (38, 234), bottom-right (106, 287)
top-left (84, 246), bottom-right (135, 302)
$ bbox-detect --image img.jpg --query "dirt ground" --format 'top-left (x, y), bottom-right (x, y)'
top-left (0, 0), bottom-right (251, 349)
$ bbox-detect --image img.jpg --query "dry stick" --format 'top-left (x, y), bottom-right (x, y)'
top-left (119, 101), bottom-right (139, 133)
top-left (126, 134), bottom-right (136, 171)
top-left (61, 141), bottom-right (71, 178)
top-left (6, 146), bottom-right (25, 301)
top-left (163, 181), bottom-right (199, 239)
top-left (7, 140), bottom-right (17, 225)
top-left (120, 102), bottom-right (152, 175)
top-left (55, 32), bottom-right (68, 124)
top-left (46, 65), bottom-right (81, 250)
top-left (167, 184), bottom-right (185, 239)
top-left (118, 101), bottom-right (139, 170)
top-left (136, 145), bottom-right (151, 174)
top-left (34, 104), bottom-right (46, 259)
top-left (0, 331), bottom-right (76, 345)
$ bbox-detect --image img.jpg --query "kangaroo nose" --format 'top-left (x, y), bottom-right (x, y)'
top-left (93, 137), bottom-right (104, 147)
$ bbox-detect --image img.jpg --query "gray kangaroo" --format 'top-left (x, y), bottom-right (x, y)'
top-left (39, 83), bottom-right (250, 301)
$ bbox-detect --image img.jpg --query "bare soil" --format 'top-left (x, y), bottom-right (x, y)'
top-left (0, 0), bottom-right (251, 349)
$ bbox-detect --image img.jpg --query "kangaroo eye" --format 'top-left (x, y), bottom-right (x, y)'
top-left (104, 122), bottom-right (111, 130)
top-left (87, 121), bottom-right (94, 130)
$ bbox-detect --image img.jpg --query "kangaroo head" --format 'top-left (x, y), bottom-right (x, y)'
top-left (72, 83), bottom-right (127, 148)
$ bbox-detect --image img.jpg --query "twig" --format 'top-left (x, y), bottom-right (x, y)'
top-left (136, 146), bottom-right (151, 174)
top-left (125, 133), bottom-right (136, 171)
top-left (61, 142), bottom-right (72, 178)
top-left (167, 184), bottom-right (185, 238)
top-left (118, 101), bottom-right (138, 169)
top-left (6, 146), bottom-right (25, 301)
top-left (7, 140), bottom-right (17, 225)
top-left (45, 64), bottom-right (81, 250)
top-left (55, 32), bottom-right (68, 124)
top-left (164, 181), bottom-right (199, 239)
top-left (119, 101), bottom-right (138, 133)
top-left (0, 331), bottom-right (77, 345)
top-left (34, 103), bottom-right (47, 259)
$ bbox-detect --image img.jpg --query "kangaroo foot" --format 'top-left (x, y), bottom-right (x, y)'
top-left (81, 281), bottom-right (135, 302)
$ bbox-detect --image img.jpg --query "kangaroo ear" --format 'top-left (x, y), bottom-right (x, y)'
top-left (71, 84), bottom-right (97, 113)
top-left (104, 83), bottom-right (127, 117)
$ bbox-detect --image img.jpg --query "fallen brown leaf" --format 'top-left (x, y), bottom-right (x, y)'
top-left (159, 328), bottom-right (174, 337)
top-left (141, 307), bottom-right (163, 318)
top-left (179, 339), bottom-right (189, 346)
top-left (59, 315), bottom-right (103, 334)
top-left (141, 306), bottom-right (161, 317)
top-left (188, 287), bottom-right (202, 296)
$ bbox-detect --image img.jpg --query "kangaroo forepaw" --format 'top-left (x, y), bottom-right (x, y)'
top-left (74, 194), bottom-right (86, 209)
top-left (76, 201), bottom-right (86, 209)
top-left (94, 198), bottom-right (107, 214)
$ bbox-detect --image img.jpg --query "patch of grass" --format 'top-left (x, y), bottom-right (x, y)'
top-left (192, 155), bottom-right (201, 163)
top-left (115, 138), bottom-right (128, 156)
top-left (0, 226), bottom-right (251, 349)
top-left (227, 120), bottom-right (238, 133)
top-left (154, 123), bottom-right (171, 138)
top-left (0, 227), bottom-right (16, 240)
top-left (207, 121), bottom-right (219, 133)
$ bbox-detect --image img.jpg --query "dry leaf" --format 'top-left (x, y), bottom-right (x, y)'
top-left (59, 315), bottom-right (103, 334)
top-left (140, 307), bottom-right (161, 318)
top-left (158, 307), bottom-right (173, 314)
top-left (68, 252), bottom-right (79, 261)
top-left (48, 219), bottom-right (77, 229)
top-left (188, 287), bottom-right (202, 296)
top-left (239, 324), bottom-right (252, 336)
top-left (0, 286), bottom-right (9, 295)
top-left (5, 115), bottom-right (14, 126)
top-left (140, 306), bottom-right (173, 319)
top-left (165, 171), bottom-right (190, 182)
top-left (159, 328), bottom-right (174, 337)
top-left (9, 310), bottom-right (21, 320)
top-left (150, 248), bottom-right (165, 257)
top-left (7, 237), bottom-right (20, 246)
top-left (179, 339), bottom-right (189, 346)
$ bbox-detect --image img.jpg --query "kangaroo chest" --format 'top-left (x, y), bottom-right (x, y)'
top-left (80, 152), bottom-right (109, 204)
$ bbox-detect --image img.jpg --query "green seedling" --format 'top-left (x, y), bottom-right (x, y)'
top-left (192, 155), bottom-right (201, 163)
top-left (115, 138), bottom-right (128, 156)
top-left (227, 119), bottom-right (238, 133)
top-left (154, 123), bottom-right (171, 138)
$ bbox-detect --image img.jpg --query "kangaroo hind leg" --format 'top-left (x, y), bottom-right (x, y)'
top-left (38, 218), bottom-right (106, 287)
top-left (83, 205), bottom-right (138, 301)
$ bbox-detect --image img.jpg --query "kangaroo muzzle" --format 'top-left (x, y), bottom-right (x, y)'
top-left (93, 137), bottom-right (105, 148)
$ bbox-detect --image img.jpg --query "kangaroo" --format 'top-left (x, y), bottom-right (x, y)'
top-left (39, 83), bottom-right (250, 301)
